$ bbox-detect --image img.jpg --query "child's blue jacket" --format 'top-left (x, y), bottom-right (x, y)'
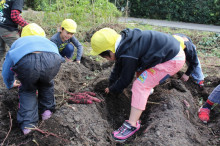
top-left (2, 36), bottom-right (61, 89)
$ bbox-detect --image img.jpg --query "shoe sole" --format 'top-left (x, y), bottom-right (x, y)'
top-left (150, 88), bottom-right (154, 95)
top-left (113, 124), bottom-right (141, 140)
top-left (112, 134), bottom-right (127, 142)
top-left (112, 120), bottom-right (141, 142)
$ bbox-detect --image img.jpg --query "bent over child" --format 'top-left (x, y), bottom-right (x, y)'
top-left (90, 28), bottom-right (186, 142)
top-left (2, 23), bottom-right (64, 135)
top-left (50, 19), bottom-right (83, 63)
top-left (173, 33), bottom-right (205, 87)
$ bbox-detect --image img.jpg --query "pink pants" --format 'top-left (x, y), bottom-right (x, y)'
top-left (131, 47), bottom-right (185, 110)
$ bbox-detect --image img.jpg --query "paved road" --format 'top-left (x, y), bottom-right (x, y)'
top-left (118, 17), bottom-right (220, 33)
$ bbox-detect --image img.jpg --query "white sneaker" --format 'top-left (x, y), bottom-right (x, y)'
top-left (150, 88), bottom-right (154, 95)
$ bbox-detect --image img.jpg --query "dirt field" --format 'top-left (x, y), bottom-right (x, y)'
top-left (0, 24), bottom-right (219, 145)
top-left (0, 54), bottom-right (219, 146)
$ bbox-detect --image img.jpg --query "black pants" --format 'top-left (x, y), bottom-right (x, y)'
top-left (12, 52), bottom-right (62, 130)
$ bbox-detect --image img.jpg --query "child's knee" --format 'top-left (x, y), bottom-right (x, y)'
top-left (62, 43), bottom-right (74, 58)
top-left (65, 43), bottom-right (74, 52)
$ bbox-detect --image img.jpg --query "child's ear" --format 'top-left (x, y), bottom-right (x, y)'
top-left (57, 27), bottom-right (62, 32)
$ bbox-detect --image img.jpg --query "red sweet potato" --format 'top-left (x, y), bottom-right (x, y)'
top-left (67, 98), bottom-right (93, 104)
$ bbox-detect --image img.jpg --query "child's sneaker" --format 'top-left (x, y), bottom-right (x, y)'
top-left (23, 128), bottom-right (32, 135)
top-left (150, 88), bottom-right (154, 95)
top-left (42, 110), bottom-right (52, 120)
top-left (112, 120), bottom-right (140, 142)
top-left (198, 107), bottom-right (210, 123)
top-left (197, 80), bottom-right (204, 88)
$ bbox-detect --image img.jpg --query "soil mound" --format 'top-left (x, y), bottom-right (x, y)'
top-left (0, 56), bottom-right (219, 146)
top-left (84, 23), bottom-right (126, 42)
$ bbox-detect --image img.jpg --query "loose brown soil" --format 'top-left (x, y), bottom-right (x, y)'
top-left (0, 24), bottom-right (219, 145)
top-left (0, 55), bottom-right (219, 146)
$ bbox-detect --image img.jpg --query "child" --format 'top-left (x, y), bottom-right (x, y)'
top-left (0, 0), bottom-right (29, 52)
top-left (90, 28), bottom-right (186, 142)
top-left (173, 33), bottom-right (205, 87)
top-left (50, 19), bottom-right (83, 63)
top-left (2, 23), bottom-right (64, 135)
top-left (198, 84), bottom-right (220, 123)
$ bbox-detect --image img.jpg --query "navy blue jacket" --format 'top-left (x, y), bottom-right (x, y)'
top-left (109, 29), bottom-right (180, 93)
top-left (173, 33), bottom-right (199, 76)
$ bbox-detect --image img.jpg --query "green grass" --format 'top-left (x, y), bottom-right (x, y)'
top-left (125, 22), bottom-right (220, 58)
top-left (22, 10), bottom-right (220, 59)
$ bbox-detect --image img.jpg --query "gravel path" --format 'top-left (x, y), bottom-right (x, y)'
top-left (118, 17), bottom-right (220, 33)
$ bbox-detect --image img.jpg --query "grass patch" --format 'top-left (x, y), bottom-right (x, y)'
top-left (22, 10), bottom-right (220, 59)
top-left (125, 22), bottom-right (219, 58)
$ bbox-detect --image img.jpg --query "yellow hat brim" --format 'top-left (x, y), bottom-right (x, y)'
top-left (66, 28), bottom-right (76, 33)
top-left (90, 50), bottom-right (99, 56)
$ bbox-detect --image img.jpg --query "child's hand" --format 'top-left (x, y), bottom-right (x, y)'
top-left (181, 74), bottom-right (189, 81)
top-left (13, 80), bottom-right (20, 88)
top-left (65, 57), bottom-right (72, 62)
top-left (105, 88), bottom-right (110, 94)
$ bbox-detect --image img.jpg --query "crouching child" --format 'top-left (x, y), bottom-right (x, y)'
top-left (173, 33), bottom-right (205, 88)
top-left (2, 23), bottom-right (64, 135)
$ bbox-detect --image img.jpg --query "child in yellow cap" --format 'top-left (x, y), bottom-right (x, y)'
top-left (50, 19), bottom-right (83, 63)
top-left (173, 33), bottom-right (205, 88)
top-left (90, 28), bottom-right (186, 142)
top-left (2, 23), bottom-right (64, 135)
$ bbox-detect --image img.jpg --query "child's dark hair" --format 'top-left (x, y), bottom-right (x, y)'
top-left (62, 27), bottom-right (64, 30)
top-left (99, 50), bottom-right (111, 58)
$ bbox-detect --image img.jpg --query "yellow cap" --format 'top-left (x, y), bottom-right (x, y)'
top-left (90, 28), bottom-right (120, 56)
top-left (173, 35), bottom-right (186, 50)
top-left (61, 19), bottom-right (77, 33)
top-left (21, 23), bottom-right (46, 37)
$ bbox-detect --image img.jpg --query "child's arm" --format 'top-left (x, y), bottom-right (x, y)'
top-left (10, 0), bottom-right (28, 27)
top-left (181, 73), bottom-right (190, 81)
top-left (184, 41), bottom-right (199, 76)
top-left (109, 61), bottom-right (120, 86)
top-left (2, 54), bottom-right (15, 89)
top-left (13, 80), bottom-right (20, 87)
top-left (11, 10), bottom-right (28, 27)
top-left (70, 36), bottom-right (83, 62)
top-left (50, 34), bottom-right (60, 47)
top-left (109, 57), bottom-right (138, 94)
